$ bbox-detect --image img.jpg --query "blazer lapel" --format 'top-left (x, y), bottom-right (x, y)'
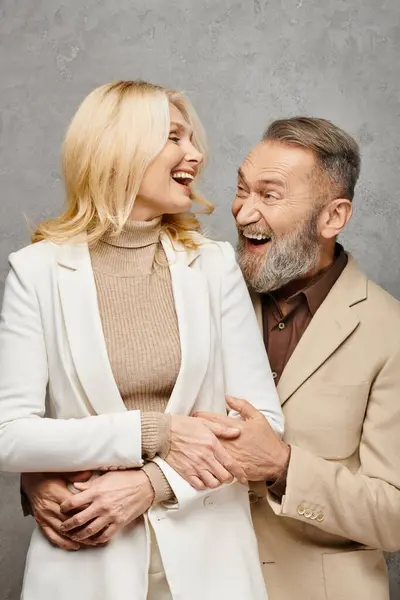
top-left (57, 239), bottom-right (127, 415)
top-left (161, 235), bottom-right (210, 415)
top-left (277, 256), bottom-right (367, 405)
top-left (251, 291), bottom-right (263, 332)
top-left (57, 235), bottom-right (210, 417)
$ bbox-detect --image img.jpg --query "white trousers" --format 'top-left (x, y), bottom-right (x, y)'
top-left (147, 525), bottom-right (172, 600)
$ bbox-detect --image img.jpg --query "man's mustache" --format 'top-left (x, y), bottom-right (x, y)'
top-left (237, 224), bottom-right (274, 239)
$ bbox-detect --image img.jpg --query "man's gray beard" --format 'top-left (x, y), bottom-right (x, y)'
top-left (236, 211), bottom-right (322, 294)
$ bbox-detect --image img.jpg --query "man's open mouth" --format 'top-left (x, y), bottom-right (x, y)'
top-left (171, 171), bottom-right (195, 187)
top-left (243, 232), bottom-right (272, 246)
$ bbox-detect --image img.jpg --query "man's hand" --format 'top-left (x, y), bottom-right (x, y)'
top-left (59, 470), bottom-right (154, 544)
top-left (21, 472), bottom-right (92, 551)
top-left (166, 415), bottom-right (247, 490)
top-left (195, 396), bottom-right (290, 482)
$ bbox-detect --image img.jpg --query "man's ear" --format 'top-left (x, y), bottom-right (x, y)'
top-left (319, 198), bottom-right (352, 240)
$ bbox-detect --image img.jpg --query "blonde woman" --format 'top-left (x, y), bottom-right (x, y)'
top-left (0, 81), bottom-right (283, 600)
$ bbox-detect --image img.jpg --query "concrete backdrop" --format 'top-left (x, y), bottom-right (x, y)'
top-left (0, 0), bottom-right (399, 598)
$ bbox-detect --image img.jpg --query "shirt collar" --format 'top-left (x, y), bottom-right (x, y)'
top-left (293, 244), bottom-right (348, 315)
top-left (267, 243), bottom-right (348, 316)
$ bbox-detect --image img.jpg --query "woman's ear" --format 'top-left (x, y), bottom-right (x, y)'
top-left (319, 198), bottom-right (353, 240)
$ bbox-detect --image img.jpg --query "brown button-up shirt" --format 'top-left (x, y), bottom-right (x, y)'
top-left (262, 244), bottom-right (348, 385)
top-left (263, 244), bottom-right (348, 498)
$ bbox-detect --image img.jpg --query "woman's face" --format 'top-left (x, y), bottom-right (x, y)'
top-left (132, 103), bottom-right (203, 221)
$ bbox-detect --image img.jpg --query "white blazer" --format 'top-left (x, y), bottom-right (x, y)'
top-left (0, 233), bottom-right (284, 600)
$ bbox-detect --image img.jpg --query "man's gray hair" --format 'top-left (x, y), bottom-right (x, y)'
top-left (263, 117), bottom-right (361, 200)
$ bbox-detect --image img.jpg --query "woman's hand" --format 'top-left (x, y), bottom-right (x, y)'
top-left (59, 470), bottom-right (154, 544)
top-left (166, 415), bottom-right (247, 490)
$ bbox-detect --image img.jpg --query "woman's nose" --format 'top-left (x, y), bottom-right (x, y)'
top-left (185, 143), bottom-right (203, 166)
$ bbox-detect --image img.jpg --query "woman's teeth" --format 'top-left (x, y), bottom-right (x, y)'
top-left (171, 172), bottom-right (194, 186)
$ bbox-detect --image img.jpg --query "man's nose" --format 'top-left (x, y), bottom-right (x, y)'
top-left (235, 197), bottom-right (262, 226)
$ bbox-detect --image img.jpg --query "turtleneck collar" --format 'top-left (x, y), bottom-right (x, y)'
top-left (102, 216), bottom-right (163, 249)
top-left (90, 216), bottom-right (164, 277)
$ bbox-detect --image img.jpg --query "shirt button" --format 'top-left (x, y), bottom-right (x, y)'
top-left (278, 322), bottom-right (285, 330)
top-left (272, 372), bottom-right (277, 379)
top-left (304, 508), bottom-right (312, 518)
top-left (316, 512), bottom-right (325, 522)
top-left (297, 504), bottom-right (306, 515)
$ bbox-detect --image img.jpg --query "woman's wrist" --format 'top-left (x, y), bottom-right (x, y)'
top-left (141, 412), bottom-right (171, 459)
top-left (142, 462), bottom-right (174, 504)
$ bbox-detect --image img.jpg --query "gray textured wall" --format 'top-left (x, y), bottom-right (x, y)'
top-left (0, 0), bottom-right (399, 598)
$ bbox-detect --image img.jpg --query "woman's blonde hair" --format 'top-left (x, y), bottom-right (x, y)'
top-left (33, 80), bottom-right (213, 248)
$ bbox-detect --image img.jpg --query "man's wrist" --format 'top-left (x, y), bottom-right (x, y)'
top-left (270, 442), bottom-right (291, 480)
top-left (21, 485), bottom-right (33, 517)
top-left (266, 444), bottom-right (291, 501)
top-left (20, 473), bottom-right (35, 517)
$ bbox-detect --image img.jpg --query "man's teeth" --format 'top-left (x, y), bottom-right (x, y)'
top-left (244, 233), bottom-right (270, 241)
top-left (172, 172), bottom-right (194, 182)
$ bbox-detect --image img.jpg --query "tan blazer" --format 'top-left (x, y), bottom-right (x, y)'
top-left (250, 255), bottom-right (400, 600)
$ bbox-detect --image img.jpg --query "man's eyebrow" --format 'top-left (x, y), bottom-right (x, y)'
top-left (238, 168), bottom-right (284, 188)
top-left (238, 168), bottom-right (247, 182)
top-left (256, 177), bottom-right (284, 188)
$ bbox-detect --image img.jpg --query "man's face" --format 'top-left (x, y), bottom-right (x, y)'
top-left (232, 141), bottom-right (324, 293)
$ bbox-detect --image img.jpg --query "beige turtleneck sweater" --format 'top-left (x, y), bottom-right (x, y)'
top-left (89, 217), bottom-right (178, 502)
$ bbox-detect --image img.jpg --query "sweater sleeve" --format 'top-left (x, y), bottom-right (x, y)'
top-left (141, 412), bottom-right (171, 459)
top-left (143, 461), bottom-right (175, 504)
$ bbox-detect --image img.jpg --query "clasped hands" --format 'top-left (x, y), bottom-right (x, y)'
top-left (169, 395), bottom-right (289, 487)
top-left (22, 468), bottom-right (155, 550)
top-left (22, 396), bottom-right (288, 550)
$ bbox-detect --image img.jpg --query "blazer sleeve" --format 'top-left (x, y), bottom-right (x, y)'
top-left (220, 243), bottom-right (284, 435)
top-left (0, 256), bottom-right (143, 473)
top-left (269, 344), bottom-right (400, 552)
top-left (150, 242), bottom-right (284, 511)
